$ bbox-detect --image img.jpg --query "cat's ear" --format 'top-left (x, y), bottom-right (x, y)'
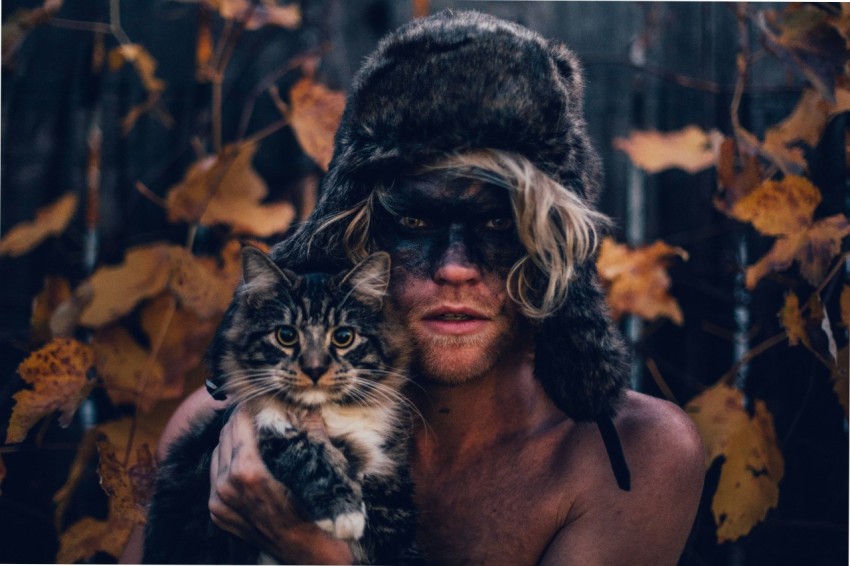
top-left (340, 252), bottom-right (391, 309)
top-left (240, 247), bottom-right (295, 299)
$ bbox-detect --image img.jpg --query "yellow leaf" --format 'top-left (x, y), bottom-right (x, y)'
top-left (779, 292), bottom-right (838, 362)
top-left (79, 244), bottom-right (176, 327)
top-left (686, 385), bottom-right (784, 542)
top-left (140, 293), bottom-right (219, 399)
top-left (57, 517), bottom-right (115, 564)
top-left (764, 88), bottom-right (848, 153)
top-left (108, 44), bottom-right (165, 94)
top-left (92, 325), bottom-right (166, 412)
top-left (6, 338), bottom-right (94, 443)
top-left (0, 193), bottom-right (77, 257)
top-left (613, 126), bottom-right (721, 174)
top-left (714, 138), bottom-right (764, 215)
top-left (169, 246), bottom-right (240, 319)
top-left (731, 176), bottom-right (821, 237)
top-left (596, 238), bottom-right (688, 325)
top-left (289, 77), bottom-right (346, 171)
top-left (745, 214), bottom-right (850, 289)
top-left (165, 143), bottom-right (295, 237)
top-left (779, 292), bottom-right (807, 347)
top-left (30, 276), bottom-right (71, 345)
top-left (204, 0), bottom-right (301, 30)
top-left (49, 282), bottom-right (94, 338)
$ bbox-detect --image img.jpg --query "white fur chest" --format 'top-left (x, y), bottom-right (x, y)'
top-left (321, 404), bottom-right (399, 479)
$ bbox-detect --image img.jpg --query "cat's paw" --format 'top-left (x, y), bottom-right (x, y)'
top-left (315, 509), bottom-right (366, 540)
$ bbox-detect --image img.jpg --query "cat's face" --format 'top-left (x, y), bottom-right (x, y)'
top-left (216, 250), bottom-right (404, 410)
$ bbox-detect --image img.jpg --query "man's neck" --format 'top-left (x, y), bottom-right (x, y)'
top-left (409, 349), bottom-right (565, 466)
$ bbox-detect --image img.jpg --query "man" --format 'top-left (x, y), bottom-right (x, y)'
top-left (125, 10), bottom-right (704, 564)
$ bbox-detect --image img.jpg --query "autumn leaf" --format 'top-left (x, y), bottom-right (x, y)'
top-left (731, 176), bottom-right (821, 237)
top-left (613, 125), bottom-right (722, 174)
top-left (6, 338), bottom-right (94, 443)
top-left (165, 142), bottom-right (295, 237)
top-left (57, 435), bottom-right (155, 563)
top-left (597, 238), bottom-right (689, 325)
top-left (288, 77), bottom-right (346, 171)
top-left (2, 0), bottom-right (63, 66)
top-left (758, 5), bottom-right (850, 103)
top-left (745, 214), bottom-right (850, 289)
top-left (686, 385), bottom-right (784, 542)
top-left (50, 282), bottom-right (94, 338)
top-left (779, 292), bottom-right (838, 363)
top-left (109, 44), bottom-right (165, 94)
top-left (79, 244), bottom-right (176, 327)
top-left (0, 193), bottom-right (78, 257)
top-left (765, 88), bottom-right (850, 157)
top-left (840, 285), bottom-right (850, 328)
top-left (29, 276), bottom-right (71, 345)
top-left (196, 8), bottom-right (214, 80)
top-left (92, 325), bottom-right (166, 412)
top-left (140, 293), bottom-right (219, 399)
top-left (204, 0), bottom-right (301, 30)
top-left (714, 138), bottom-right (763, 215)
top-left (169, 246), bottom-right (241, 319)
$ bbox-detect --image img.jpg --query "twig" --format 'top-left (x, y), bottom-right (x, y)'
top-left (645, 357), bottom-right (679, 404)
top-left (719, 331), bottom-right (788, 386)
top-left (134, 181), bottom-right (168, 209)
top-left (109, 0), bottom-right (132, 45)
top-left (50, 19), bottom-right (113, 34)
top-left (243, 117), bottom-right (289, 146)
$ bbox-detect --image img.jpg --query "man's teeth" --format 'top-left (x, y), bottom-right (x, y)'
top-left (438, 313), bottom-right (472, 320)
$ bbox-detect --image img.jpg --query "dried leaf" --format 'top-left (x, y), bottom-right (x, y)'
top-left (0, 193), bottom-right (78, 257)
top-left (780, 292), bottom-right (838, 362)
top-left (165, 143), bottom-right (295, 237)
top-left (2, 0), bottom-right (63, 66)
top-left (613, 126), bottom-right (722, 174)
top-left (205, 0), bottom-right (301, 29)
top-left (140, 293), bottom-right (219, 399)
top-left (56, 517), bottom-right (114, 564)
top-left (6, 338), bottom-right (94, 443)
top-left (779, 292), bottom-right (807, 347)
top-left (714, 139), bottom-right (764, 215)
top-left (731, 176), bottom-right (821, 237)
top-left (746, 214), bottom-right (850, 289)
top-left (196, 9), bottom-right (213, 80)
top-left (288, 77), bottom-right (346, 171)
top-left (50, 282), bottom-right (94, 338)
top-left (169, 246), bottom-right (240, 319)
top-left (840, 285), bottom-right (850, 328)
top-left (765, 88), bottom-right (850, 154)
top-left (686, 385), bottom-right (784, 542)
top-left (30, 276), bottom-right (71, 344)
top-left (108, 44), bottom-right (165, 94)
top-left (80, 244), bottom-right (176, 327)
top-left (92, 325), bottom-right (166, 412)
top-left (597, 238), bottom-right (689, 325)
top-left (758, 5), bottom-right (850, 103)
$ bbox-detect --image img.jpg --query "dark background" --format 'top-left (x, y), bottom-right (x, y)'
top-left (1, 1), bottom-right (847, 564)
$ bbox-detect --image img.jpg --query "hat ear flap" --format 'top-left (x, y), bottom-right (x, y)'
top-left (547, 40), bottom-right (585, 105)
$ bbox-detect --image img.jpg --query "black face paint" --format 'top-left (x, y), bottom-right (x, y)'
top-left (371, 173), bottom-right (525, 281)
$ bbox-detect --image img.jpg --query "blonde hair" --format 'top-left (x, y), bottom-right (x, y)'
top-left (312, 149), bottom-right (610, 319)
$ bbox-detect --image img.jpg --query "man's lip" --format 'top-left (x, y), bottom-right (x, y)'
top-left (422, 306), bottom-right (490, 320)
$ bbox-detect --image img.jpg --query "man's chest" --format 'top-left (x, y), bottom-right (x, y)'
top-left (411, 448), bottom-right (572, 565)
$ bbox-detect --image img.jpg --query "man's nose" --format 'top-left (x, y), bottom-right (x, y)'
top-left (432, 225), bottom-right (481, 285)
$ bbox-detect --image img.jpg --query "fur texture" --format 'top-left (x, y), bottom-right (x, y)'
top-left (270, 9), bottom-right (629, 423)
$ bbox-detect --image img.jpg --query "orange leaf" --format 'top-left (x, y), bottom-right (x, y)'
top-left (50, 282), bottom-right (95, 338)
top-left (80, 244), bottom-right (176, 327)
top-left (140, 293), bottom-right (219, 399)
top-left (686, 385), bottom-right (784, 542)
top-left (288, 77), bottom-right (346, 171)
top-left (0, 193), bottom-right (78, 257)
top-left (6, 338), bottom-right (94, 443)
top-left (30, 276), bottom-right (71, 345)
top-left (92, 326), bottom-right (166, 412)
top-left (779, 292), bottom-right (807, 347)
top-left (779, 292), bottom-right (838, 362)
top-left (745, 214), bottom-right (850, 289)
top-left (731, 176), bottom-right (821, 236)
top-left (56, 517), bottom-right (115, 564)
top-left (840, 285), bottom-right (850, 328)
top-left (205, 0), bottom-right (301, 30)
top-left (2, 0), bottom-right (63, 65)
top-left (108, 44), bottom-right (165, 94)
top-left (169, 246), bottom-right (241, 319)
top-left (196, 10), bottom-right (213, 80)
top-left (714, 138), bottom-right (764, 215)
top-left (613, 126), bottom-right (721, 174)
top-left (597, 238), bottom-right (688, 325)
top-left (165, 143), bottom-right (295, 237)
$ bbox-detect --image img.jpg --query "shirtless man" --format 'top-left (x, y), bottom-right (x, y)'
top-left (126, 10), bottom-right (704, 565)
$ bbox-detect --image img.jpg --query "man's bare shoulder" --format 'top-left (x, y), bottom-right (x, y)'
top-left (616, 390), bottom-right (704, 464)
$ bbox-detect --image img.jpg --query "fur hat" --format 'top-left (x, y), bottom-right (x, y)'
top-left (271, 10), bottom-right (631, 474)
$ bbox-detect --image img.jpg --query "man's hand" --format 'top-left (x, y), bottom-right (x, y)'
top-left (209, 406), bottom-right (354, 564)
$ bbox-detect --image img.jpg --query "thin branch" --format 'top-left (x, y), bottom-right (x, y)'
top-left (134, 181), bottom-right (167, 209)
top-left (719, 331), bottom-right (788, 386)
top-left (243, 117), bottom-right (289, 146)
top-left (109, 0), bottom-right (132, 45)
top-left (49, 18), bottom-right (113, 34)
top-left (646, 357), bottom-right (679, 404)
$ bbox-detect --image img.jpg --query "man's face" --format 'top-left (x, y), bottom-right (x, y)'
top-left (372, 173), bottom-right (529, 385)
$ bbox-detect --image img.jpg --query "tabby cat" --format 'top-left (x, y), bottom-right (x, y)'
top-left (143, 249), bottom-right (418, 564)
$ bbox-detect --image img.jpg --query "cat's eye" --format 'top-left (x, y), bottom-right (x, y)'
top-left (484, 217), bottom-right (513, 231)
top-left (331, 327), bottom-right (355, 348)
top-left (275, 326), bottom-right (298, 347)
top-left (399, 216), bottom-right (427, 229)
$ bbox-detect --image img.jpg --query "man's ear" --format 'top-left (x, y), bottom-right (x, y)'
top-left (340, 252), bottom-right (391, 309)
top-left (240, 247), bottom-right (295, 301)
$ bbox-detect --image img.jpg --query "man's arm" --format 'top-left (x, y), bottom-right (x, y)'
top-left (120, 387), bottom-right (353, 564)
top-left (541, 394), bottom-right (705, 566)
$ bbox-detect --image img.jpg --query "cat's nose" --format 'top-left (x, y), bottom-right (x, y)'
top-left (303, 365), bottom-right (328, 383)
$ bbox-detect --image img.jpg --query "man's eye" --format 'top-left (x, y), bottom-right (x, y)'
top-left (399, 216), bottom-right (427, 229)
top-left (484, 218), bottom-right (513, 231)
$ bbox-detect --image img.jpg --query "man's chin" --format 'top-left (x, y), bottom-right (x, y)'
top-left (413, 339), bottom-right (499, 385)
